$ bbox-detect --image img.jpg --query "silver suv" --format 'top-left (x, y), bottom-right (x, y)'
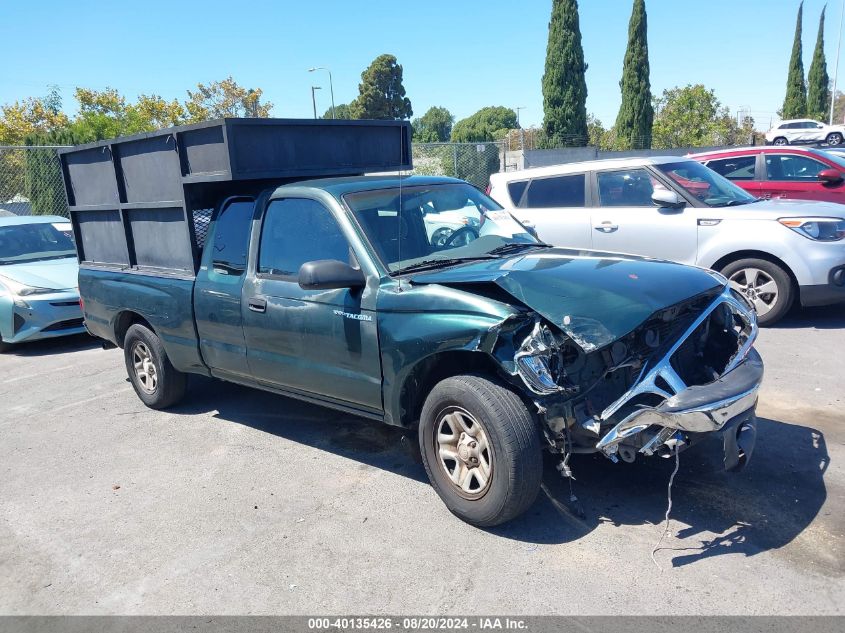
top-left (489, 157), bottom-right (845, 325)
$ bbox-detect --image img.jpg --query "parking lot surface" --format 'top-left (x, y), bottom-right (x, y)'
top-left (0, 307), bottom-right (843, 615)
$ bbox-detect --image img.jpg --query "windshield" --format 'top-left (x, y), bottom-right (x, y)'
top-left (816, 148), bottom-right (845, 170)
top-left (0, 221), bottom-right (76, 265)
top-left (656, 160), bottom-right (758, 207)
top-left (343, 183), bottom-right (539, 272)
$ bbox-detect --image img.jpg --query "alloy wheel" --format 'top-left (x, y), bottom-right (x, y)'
top-left (435, 407), bottom-right (494, 499)
top-left (132, 341), bottom-right (158, 394)
top-left (729, 267), bottom-right (779, 317)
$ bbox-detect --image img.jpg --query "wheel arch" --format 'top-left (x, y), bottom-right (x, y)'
top-left (114, 311), bottom-right (156, 348)
top-left (710, 250), bottom-right (799, 290)
top-left (397, 350), bottom-right (511, 429)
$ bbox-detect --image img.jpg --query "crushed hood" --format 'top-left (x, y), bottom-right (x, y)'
top-left (0, 257), bottom-right (79, 291)
top-left (408, 248), bottom-right (723, 351)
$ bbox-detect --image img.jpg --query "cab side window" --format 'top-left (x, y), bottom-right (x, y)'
top-left (210, 198), bottom-right (254, 275)
top-left (766, 155), bottom-right (828, 181)
top-left (597, 169), bottom-right (656, 207)
top-left (258, 198), bottom-right (351, 278)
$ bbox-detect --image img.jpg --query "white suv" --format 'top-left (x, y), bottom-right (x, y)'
top-left (489, 157), bottom-right (845, 325)
top-left (765, 119), bottom-right (845, 146)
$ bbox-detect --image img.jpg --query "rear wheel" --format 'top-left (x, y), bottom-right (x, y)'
top-left (772, 137), bottom-right (788, 146)
top-left (722, 258), bottom-right (794, 326)
top-left (827, 132), bottom-right (844, 146)
top-left (419, 374), bottom-right (543, 527)
top-left (123, 324), bottom-right (187, 409)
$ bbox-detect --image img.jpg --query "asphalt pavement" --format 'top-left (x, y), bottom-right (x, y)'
top-left (0, 306), bottom-right (842, 615)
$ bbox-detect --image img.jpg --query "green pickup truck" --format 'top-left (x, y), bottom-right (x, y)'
top-left (62, 119), bottom-right (763, 526)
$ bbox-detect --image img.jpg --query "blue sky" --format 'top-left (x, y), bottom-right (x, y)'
top-left (2, 0), bottom-right (840, 130)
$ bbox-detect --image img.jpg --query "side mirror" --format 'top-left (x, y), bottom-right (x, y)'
top-left (298, 259), bottom-right (365, 291)
top-left (652, 189), bottom-right (686, 209)
top-left (818, 168), bottom-right (844, 184)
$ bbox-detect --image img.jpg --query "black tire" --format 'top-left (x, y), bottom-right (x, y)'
top-left (721, 257), bottom-right (794, 326)
top-left (123, 323), bottom-right (187, 409)
top-left (0, 340), bottom-right (11, 353)
top-left (772, 137), bottom-right (788, 146)
top-left (419, 374), bottom-right (543, 527)
top-left (827, 132), bottom-right (844, 146)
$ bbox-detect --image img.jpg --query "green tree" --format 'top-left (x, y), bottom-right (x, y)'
top-left (652, 84), bottom-right (739, 148)
top-left (807, 5), bottom-right (830, 121)
top-left (542, 0), bottom-right (588, 146)
top-left (23, 128), bottom-right (88, 216)
top-left (783, 1), bottom-right (808, 119)
top-left (321, 103), bottom-right (354, 119)
top-left (614, 0), bottom-right (653, 149)
top-left (185, 77), bottom-right (272, 122)
top-left (451, 106), bottom-right (517, 142)
top-left (350, 54), bottom-right (412, 120)
top-left (412, 106), bottom-right (454, 142)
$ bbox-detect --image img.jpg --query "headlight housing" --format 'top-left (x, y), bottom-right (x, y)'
top-left (779, 217), bottom-right (845, 241)
top-left (0, 276), bottom-right (61, 297)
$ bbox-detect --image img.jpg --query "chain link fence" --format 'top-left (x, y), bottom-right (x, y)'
top-left (0, 146), bottom-right (70, 218)
top-left (411, 141), bottom-right (507, 189)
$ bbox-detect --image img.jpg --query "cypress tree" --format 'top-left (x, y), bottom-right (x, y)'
top-left (542, 0), bottom-right (589, 146)
top-left (782, 1), bottom-right (808, 119)
top-left (614, 0), bottom-right (653, 149)
top-left (807, 6), bottom-right (830, 121)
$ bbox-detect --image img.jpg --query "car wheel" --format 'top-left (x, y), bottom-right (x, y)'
top-left (419, 374), bottom-right (543, 527)
top-left (430, 226), bottom-right (454, 247)
top-left (772, 137), bottom-right (788, 146)
top-left (722, 258), bottom-right (794, 326)
top-left (827, 132), bottom-right (844, 146)
top-left (123, 323), bottom-right (187, 409)
top-left (0, 339), bottom-right (11, 353)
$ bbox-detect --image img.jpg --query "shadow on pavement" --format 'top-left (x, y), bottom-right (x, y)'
top-left (1, 333), bottom-right (100, 357)
top-left (172, 376), bottom-right (834, 571)
top-left (775, 304), bottom-right (844, 330)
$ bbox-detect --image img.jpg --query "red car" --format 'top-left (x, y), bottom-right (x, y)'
top-left (689, 146), bottom-right (845, 204)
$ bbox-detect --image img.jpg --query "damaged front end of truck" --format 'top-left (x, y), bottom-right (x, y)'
top-left (489, 284), bottom-right (761, 472)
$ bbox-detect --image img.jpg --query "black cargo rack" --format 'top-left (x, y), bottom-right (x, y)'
top-left (59, 118), bottom-right (412, 275)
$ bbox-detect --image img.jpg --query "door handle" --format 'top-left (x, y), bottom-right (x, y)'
top-left (593, 222), bottom-right (619, 233)
top-left (248, 298), bottom-right (267, 313)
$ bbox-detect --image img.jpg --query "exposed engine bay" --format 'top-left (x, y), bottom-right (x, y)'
top-left (493, 283), bottom-right (761, 472)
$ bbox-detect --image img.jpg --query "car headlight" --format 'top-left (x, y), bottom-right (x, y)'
top-left (0, 276), bottom-right (59, 297)
top-left (779, 217), bottom-right (845, 241)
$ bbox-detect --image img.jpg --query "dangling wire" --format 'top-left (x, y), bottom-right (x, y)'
top-left (651, 446), bottom-right (680, 570)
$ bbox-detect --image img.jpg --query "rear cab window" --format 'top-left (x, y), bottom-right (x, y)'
top-left (209, 198), bottom-right (254, 276)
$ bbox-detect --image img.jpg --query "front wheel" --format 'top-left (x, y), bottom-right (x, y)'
top-left (123, 324), bottom-right (187, 409)
top-left (722, 258), bottom-right (794, 326)
top-left (419, 374), bottom-right (543, 527)
top-left (772, 137), bottom-right (788, 146)
top-left (827, 132), bottom-right (844, 146)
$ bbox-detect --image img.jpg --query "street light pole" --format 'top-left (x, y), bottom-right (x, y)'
top-left (311, 86), bottom-right (322, 119)
top-left (831, 0), bottom-right (845, 124)
top-left (515, 107), bottom-right (526, 151)
top-left (309, 67), bottom-right (335, 119)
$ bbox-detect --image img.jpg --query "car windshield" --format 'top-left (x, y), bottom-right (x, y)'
top-left (656, 160), bottom-right (759, 207)
top-left (0, 221), bottom-right (76, 265)
top-left (815, 148), bottom-right (845, 170)
top-left (343, 183), bottom-right (539, 273)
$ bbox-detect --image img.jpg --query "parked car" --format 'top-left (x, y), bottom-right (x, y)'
top-left (764, 118), bottom-right (845, 146)
top-left (689, 146), bottom-right (845, 204)
top-left (488, 157), bottom-right (845, 325)
top-left (63, 120), bottom-right (763, 527)
top-left (0, 215), bottom-right (85, 351)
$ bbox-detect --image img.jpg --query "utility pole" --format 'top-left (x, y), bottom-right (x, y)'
top-left (515, 106), bottom-right (526, 150)
top-left (832, 0), bottom-right (845, 124)
top-left (309, 67), bottom-right (336, 119)
top-left (311, 86), bottom-right (322, 119)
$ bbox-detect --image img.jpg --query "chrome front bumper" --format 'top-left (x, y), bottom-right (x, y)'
top-left (595, 285), bottom-right (763, 461)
